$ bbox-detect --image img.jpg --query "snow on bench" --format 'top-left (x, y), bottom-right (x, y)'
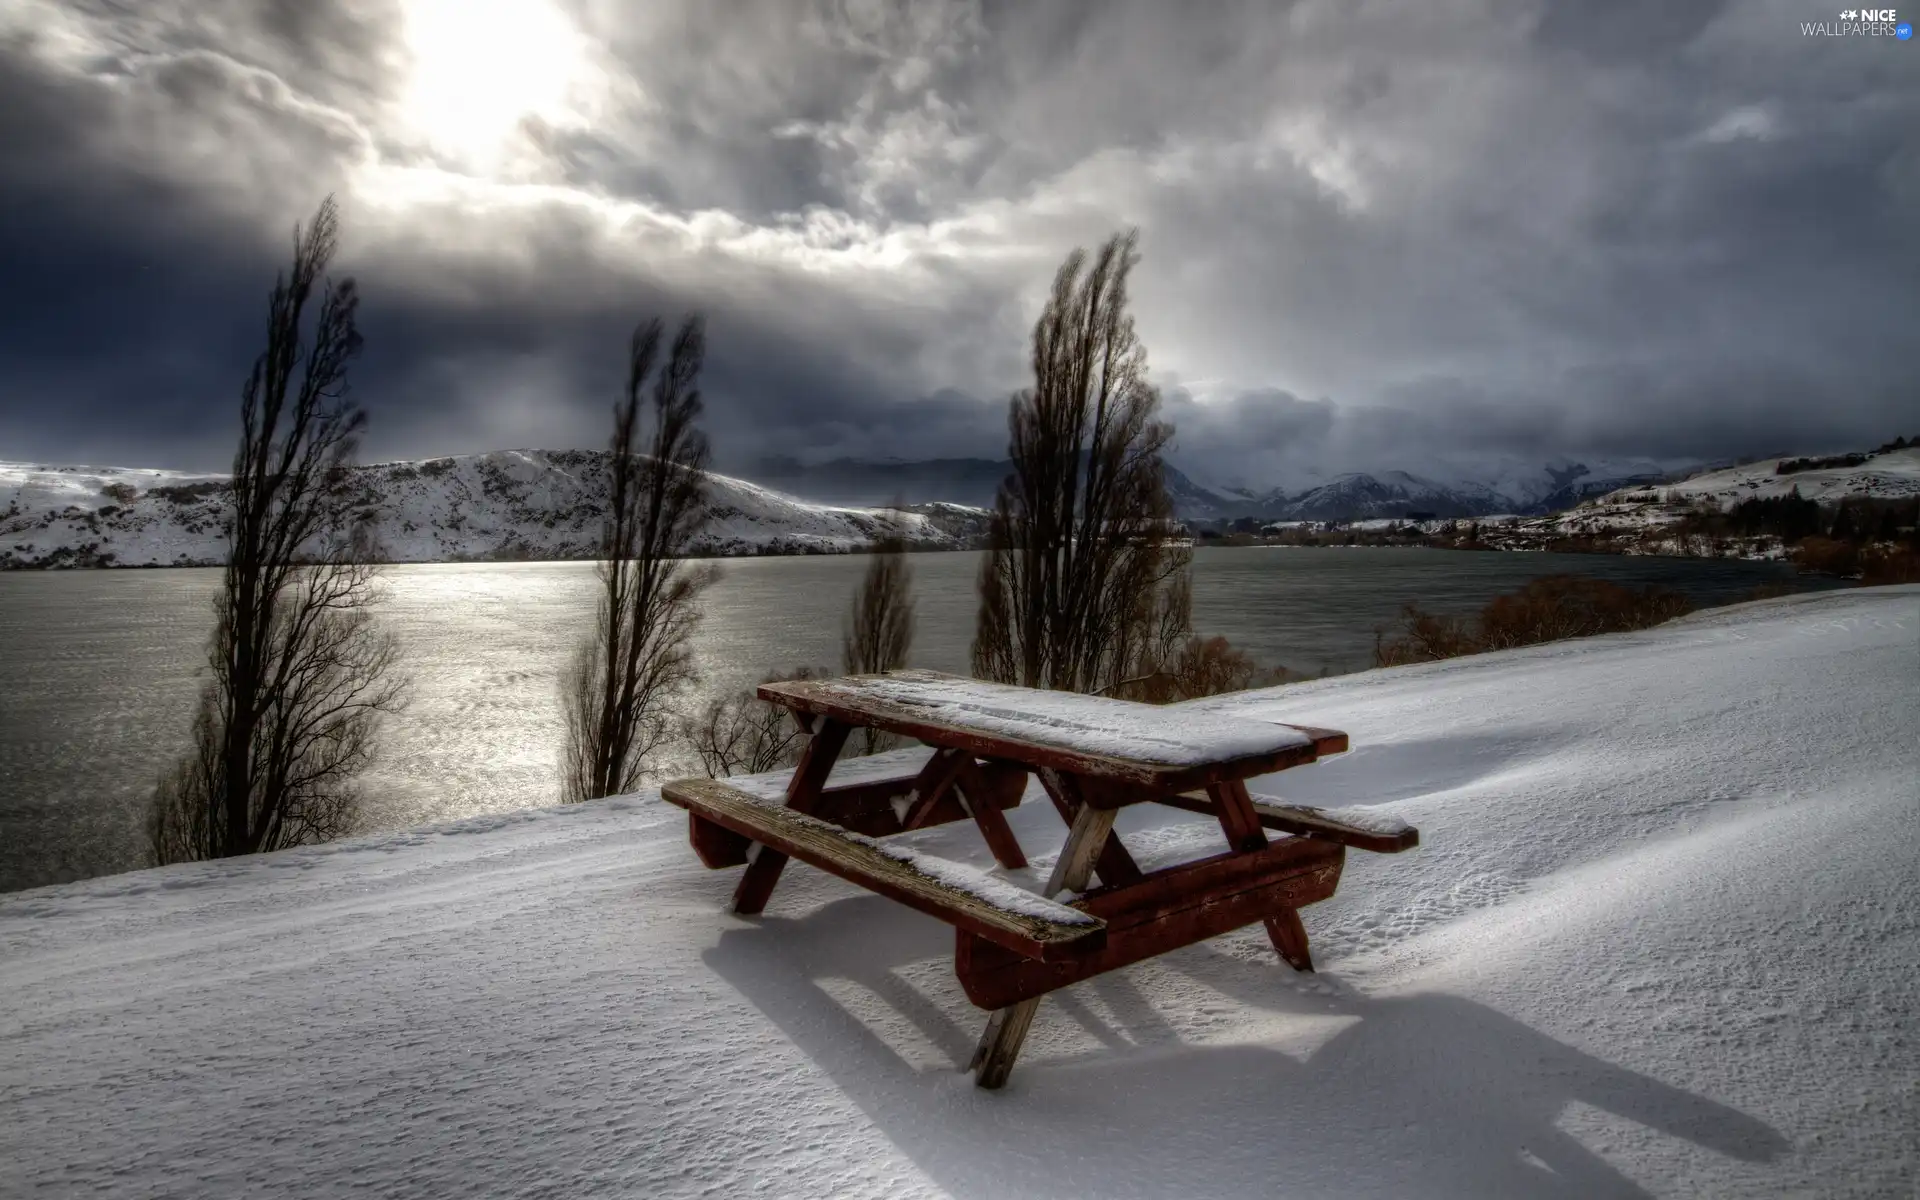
top-left (1155, 790), bottom-right (1419, 854)
top-left (661, 777), bottom-right (1104, 963)
top-left (725, 746), bottom-right (934, 805)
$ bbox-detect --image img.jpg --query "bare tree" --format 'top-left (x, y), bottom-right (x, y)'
top-left (562, 315), bottom-right (717, 802)
top-left (685, 667), bottom-right (824, 778)
top-left (842, 533), bottom-right (915, 753)
top-left (150, 196), bottom-right (405, 864)
top-left (972, 229), bottom-right (1188, 694)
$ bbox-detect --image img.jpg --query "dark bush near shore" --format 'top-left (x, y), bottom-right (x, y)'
top-left (1374, 575), bottom-right (1694, 667)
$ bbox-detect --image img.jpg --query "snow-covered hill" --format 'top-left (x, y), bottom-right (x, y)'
top-left (1472, 446), bottom-right (1920, 553)
top-left (1627, 447), bottom-right (1920, 507)
top-left (0, 451), bottom-right (992, 568)
top-left (2, 587), bottom-right (1914, 1196)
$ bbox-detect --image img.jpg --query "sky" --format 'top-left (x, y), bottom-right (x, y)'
top-left (0, 0), bottom-right (1914, 489)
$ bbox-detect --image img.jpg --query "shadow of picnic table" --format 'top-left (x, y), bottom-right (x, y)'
top-left (704, 894), bottom-right (1787, 1200)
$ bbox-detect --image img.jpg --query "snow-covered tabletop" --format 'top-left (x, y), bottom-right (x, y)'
top-left (758, 669), bottom-right (1322, 787)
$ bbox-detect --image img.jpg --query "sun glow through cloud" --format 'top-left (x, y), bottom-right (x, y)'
top-left (400, 0), bottom-right (586, 167)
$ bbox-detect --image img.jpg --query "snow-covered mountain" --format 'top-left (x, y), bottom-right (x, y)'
top-left (1244, 471), bottom-right (1504, 522)
top-left (0, 451), bottom-right (992, 568)
top-left (746, 454), bottom-right (1680, 522)
top-left (1171, 460), bottom-right (1677, 523)
top-left (11, 444), bottom-right (1906, 568)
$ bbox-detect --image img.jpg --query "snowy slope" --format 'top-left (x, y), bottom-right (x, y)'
top-left (0, 451), bottom-right (992, 567)
top-left (1471, 447), bottom-right (1920, 552)
top-left (1626, 447), bottom-right (1920, 507)
top-left (2, 587), bottom-right (1914, 1197)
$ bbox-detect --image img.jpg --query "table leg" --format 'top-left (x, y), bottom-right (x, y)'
top-left (1265, 908), bottom-right (1314, 973)
top-left (732, 718), bottom-right (851, 915)
top-left (900, 748), bottom-right (968, 831)
top-left (972, 793), bottom-right (1113, 1089)
top-left (1205, 779), bottom-right (1269, 853)
top-left (1209, 780), bottom-right (1315, 971)
top-left (953, 757), bottom-right (1028, 869)
top-left (1036, 768), bottom-right (1142, 887)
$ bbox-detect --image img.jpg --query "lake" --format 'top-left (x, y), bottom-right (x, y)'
top-left (0, 548), bottom-right (1820, 892)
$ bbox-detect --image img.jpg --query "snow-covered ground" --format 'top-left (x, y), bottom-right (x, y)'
top-left (0, 451), bottom-right (991, 567)
top-left (2, 587), bottom-right (1915, 1197)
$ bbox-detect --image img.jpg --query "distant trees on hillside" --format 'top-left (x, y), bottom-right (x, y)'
top-left (561, 316), bottom-right (718, 803)
top-left (151, 196), bottom-right (406, 864)
top-left (1670, 490), bottom-right (1920, 583)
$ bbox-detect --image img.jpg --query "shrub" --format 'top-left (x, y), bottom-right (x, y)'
top-left (1478, 575), bottom-right (1692, 650)
top-left (1373, 608), bottom-right (1481, 667)
top-left (1790, 537), bottom-right (1860, 578)
top-left (1374, 575), bottom-right (1693, 666)
top-left (1776, 452), bottom-right (1868, 476)
top-left (101, 481), bottom-right (138, 504)
top-left (149, 480), bottom-right (227, 504)
top-left (1110, 635), bottom-right (1298, 703)
top-left (685, 667), bottom-right (824, 778)
top-left (1861, 546), bottom-right (1920, 585)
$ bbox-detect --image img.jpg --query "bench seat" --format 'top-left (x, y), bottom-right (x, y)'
top-left (661, 776), bottom-right (1104, 963)
top-left (724, 746), bottom-right (934, 804)
top-left (1159, 790), bottom-right (1420, 854)
top-left (719, 746), bottom-right (1026, 840)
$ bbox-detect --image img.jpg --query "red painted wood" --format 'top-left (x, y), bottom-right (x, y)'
top-left (668, 778), bottom-right (1106, 962)
top-left (1206, 779), bottom-right (1268, 853)
top-left (1277, 724), bottom-right (1349, 756)
top-left (815, 789), bottom-right (957, 837)
top-left (901, 748), bottom-right (968, 831)
top-left (955, 838), bottom-right (1345, 1008)
top-left (732, 719), bottom-right (851, 914)
top-left (954, 756), bottom-right (1028, 869)
top-left (1265, 907), bottom-right (1314, 972)
top-left (689, 813), bottom-right (751, 867)
top-left (721, 759), bottom-right (1027, 839)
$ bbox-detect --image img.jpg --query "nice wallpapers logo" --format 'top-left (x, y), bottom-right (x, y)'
top-left (1803, 7), bottom-right (1913, 36)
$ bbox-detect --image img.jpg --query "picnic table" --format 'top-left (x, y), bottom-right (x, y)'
top-left (661, 669), bottom-right (1418, 1088)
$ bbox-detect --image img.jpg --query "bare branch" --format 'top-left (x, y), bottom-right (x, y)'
top-left (561, 313), bottom-right (716, 802)
top-left (972, 229), bottom-right (1187, 696)
top-left (151, 196), bottom-right (404, 864)
top-left (842, 532), bottom-right (914, 753)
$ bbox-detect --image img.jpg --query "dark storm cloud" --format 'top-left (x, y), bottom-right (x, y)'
top-left (0, 0), bottom-right (1915, 484)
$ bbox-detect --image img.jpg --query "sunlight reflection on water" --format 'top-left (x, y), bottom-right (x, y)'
top-left (0, 547), bottom-right (1813, 891)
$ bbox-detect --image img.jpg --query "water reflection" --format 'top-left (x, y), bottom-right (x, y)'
top-left (0, 548), bottom-right (1816, 891)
